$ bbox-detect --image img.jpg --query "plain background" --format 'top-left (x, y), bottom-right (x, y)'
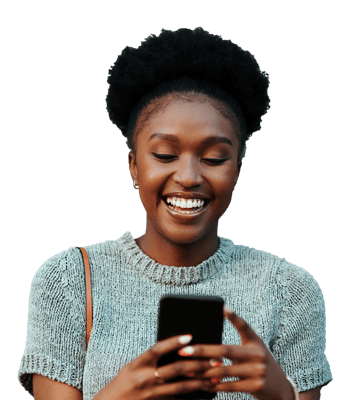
top-left (1, 1), bottom-right (348, 398)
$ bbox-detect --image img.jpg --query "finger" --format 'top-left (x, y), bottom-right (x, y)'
top-left (156, 359), bottom-right (215, 381)
top-left (145, 378), bottom-right (214, 398)
top-left (193, 362), bottom-right (266, 380)
top-left (223, 307), bottom-right (260, 344)
top-left (211, 377), bottom-right (265, 393)
top-left (136, 334), bottom-right (193, 366)
top-left (178, 343), bottom-right (263, 362)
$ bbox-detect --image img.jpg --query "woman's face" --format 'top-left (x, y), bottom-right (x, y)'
top-left (129, 94), bottom-right (241, 246)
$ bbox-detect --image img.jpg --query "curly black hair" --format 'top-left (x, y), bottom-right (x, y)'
top-left (106, 27), bottom-right (270, 160)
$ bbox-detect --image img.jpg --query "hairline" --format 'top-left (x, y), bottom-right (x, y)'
top-left (131, 92), bottom-right (243, 157)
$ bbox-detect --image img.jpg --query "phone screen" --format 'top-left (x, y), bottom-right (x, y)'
top-left (157, 294), bottom-right (225, 399)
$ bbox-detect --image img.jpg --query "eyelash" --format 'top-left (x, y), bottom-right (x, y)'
top-left (152, 153), bottom-right (228, 164)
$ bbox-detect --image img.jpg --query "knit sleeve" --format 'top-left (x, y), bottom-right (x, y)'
top-left (18, 248), bottom-right (87, 396)
top-left (272, 260), bottom-right (333, 393)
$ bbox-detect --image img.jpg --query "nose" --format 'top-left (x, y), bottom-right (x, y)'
top-left (172, 156), bottom-right (204, 188)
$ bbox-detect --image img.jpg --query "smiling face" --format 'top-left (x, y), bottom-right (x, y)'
top-left (129, 93), bottom-right (242, 251)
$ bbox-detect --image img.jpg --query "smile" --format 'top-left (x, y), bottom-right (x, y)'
top-left (161, 199), bottom-right (210, 219)
top-left (162, 196), bottom-right (209, 216)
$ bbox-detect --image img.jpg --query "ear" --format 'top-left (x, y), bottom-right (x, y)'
top-left (128, 151), bottom-right (139, 185)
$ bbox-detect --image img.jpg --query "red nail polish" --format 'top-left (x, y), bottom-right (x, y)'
top-left (214, 361), bottom-right (222, 367)
top-left (178, 346), bottom-right (194, 356)
top-left (211, 378), bottom-right (220, 383)
top-left (210, 360), bottom-right (222, 367)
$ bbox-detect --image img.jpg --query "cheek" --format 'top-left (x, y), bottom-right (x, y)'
top-left (211, 168), bottom-right (236, 195)
top-left (209, 169), bottom-right (237, 213)
top-left (142, 181), bottom-right (157, 194)
top-left (214, 183), bottom-right (234, 218)
top-left (139, 161), bottom-right (167, 196)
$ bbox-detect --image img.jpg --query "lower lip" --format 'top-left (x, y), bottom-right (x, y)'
top-left (162, 199), bottom-right (209, 219)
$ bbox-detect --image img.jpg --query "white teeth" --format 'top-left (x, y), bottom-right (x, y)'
top-left (165, 197), bottom-right (207, 210)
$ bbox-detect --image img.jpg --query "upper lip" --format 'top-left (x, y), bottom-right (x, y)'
top-left (162, 192), bottom-right (210, 200)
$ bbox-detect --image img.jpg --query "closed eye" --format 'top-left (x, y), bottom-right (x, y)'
top-left (152, 153), bottom-right (227, 164)
top-left (153, 153), bottom-right (176, 160)
top-left (204, 158), bottom-right (227, 164)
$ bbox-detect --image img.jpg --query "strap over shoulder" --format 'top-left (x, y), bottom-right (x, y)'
top-left (77, 247), bottom-right (92, 348)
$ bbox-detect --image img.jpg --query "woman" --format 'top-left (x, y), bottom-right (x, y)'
top-left (18, 27), bottom-right (332, 400)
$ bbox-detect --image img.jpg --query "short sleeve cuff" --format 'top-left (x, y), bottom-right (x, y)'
top-left (18, 353), bottom-right (83, 396)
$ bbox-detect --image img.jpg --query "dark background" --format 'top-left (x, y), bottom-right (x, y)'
top-left (2, 1), bottom-right (346, 398)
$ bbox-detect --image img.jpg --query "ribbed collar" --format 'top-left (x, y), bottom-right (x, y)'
top-left (118, 231), bottom-right (235, 286)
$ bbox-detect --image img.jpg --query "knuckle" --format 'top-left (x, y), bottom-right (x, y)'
top-left (133, 371), bottom-right (148, 389)
top-left (259, 348), bottom-right (267, 362)
top-left (224, 345), bottom-right (234, 358)
top-left (254, 377), bottom-right (265, 392)
top-left (173, 362), bottom-right (185, 373)
top-left (198, 345), bottom-right (205, 353)
top-left (257, 363), bottom-right (267, 378)
top-left (148, 344), bottom-right (159, 357)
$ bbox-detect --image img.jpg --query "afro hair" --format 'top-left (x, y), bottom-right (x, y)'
top-left (106, 27), bottom-right (270, 157)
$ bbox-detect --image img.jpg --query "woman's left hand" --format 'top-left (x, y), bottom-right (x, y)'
top-left (178, 307), bottom-right (294, 400)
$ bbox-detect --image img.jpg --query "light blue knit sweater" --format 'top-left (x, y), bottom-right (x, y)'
top-left (18, 232), bottom-right (332, 399)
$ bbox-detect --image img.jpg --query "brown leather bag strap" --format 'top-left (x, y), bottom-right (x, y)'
top-left (77, 247), bottom-right (92, 348)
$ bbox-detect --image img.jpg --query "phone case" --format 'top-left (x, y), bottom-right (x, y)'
top-left (157, 294), bottom-right (224, 400)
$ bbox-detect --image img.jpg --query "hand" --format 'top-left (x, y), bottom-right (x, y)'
top-left (94, 334), bottom-right (216, 400)
top-left (177, 307), bottom-right (295, 400)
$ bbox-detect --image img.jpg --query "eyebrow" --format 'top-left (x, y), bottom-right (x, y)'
top-left (148, 133), bottom-right (233, 147)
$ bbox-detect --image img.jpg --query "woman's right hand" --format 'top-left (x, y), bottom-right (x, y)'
top-left (94, 334), bottom-right (218, 400)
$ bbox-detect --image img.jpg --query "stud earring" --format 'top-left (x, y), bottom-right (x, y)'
top-left (133, 180), bottom-right (139, 190)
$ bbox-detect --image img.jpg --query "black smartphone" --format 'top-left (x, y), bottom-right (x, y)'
top-left (157, 294), bottom-right (225, 400)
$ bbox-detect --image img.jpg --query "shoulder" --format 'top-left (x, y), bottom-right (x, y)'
top-left (30, 232), bottom-right (133, 293)
top-left (223, 238), bottom-right (323, 299)
top-left (32, 246), bottom-right (84, 283)
top-left (273, 258), bottom-right (326, 327)
top-left (80, 231), bottom-right (133, 254)
top-left (221, 237), bottom-right (284, 269)
top-left (272, 256), bottom-right (324, 307)
top-left (28, 247), bottom-right (87, 307)
top-left (222, 238), bottom-right (289, 276)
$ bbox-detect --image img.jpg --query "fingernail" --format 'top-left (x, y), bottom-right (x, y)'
top-left (224, 306), bottom-right (234, 314)
top-left (209, 359), bottom-right (222, 367)
top-left (178, 335), bottom-right (192, 344)
top-left (211, 378), bottom-right (220, 383)
top-left (178, 346), bottom-right (195, 356)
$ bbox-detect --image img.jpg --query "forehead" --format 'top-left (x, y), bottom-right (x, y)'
top-left (138, 95), bottom-right (238, 144)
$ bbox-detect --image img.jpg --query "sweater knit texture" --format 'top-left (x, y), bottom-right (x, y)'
top-left (18, 232), bottom-right (332, 399)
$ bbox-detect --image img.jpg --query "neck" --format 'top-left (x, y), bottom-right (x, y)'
top-left (135, 223), bottom-right (219, 267)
